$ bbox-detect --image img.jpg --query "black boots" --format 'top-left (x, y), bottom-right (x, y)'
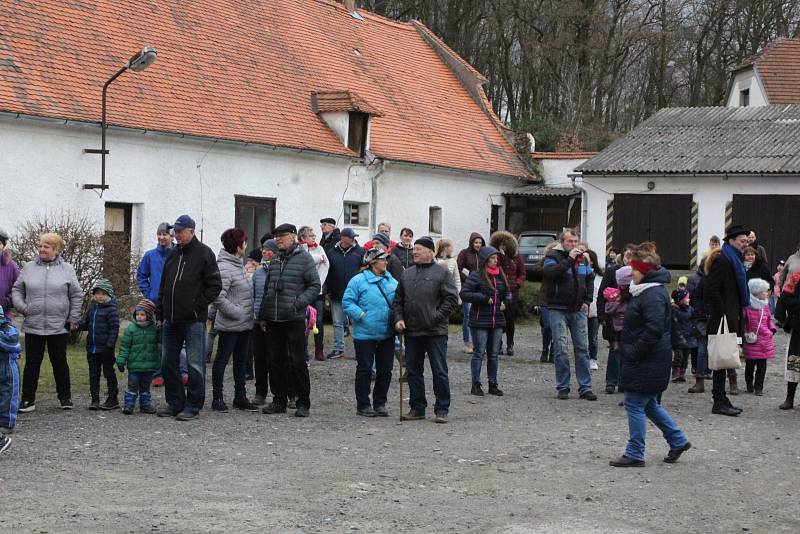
top-left (779, 381), bottom-right (797, 410)
top-left (471, 383), bottom-right (485, 396)
top-left (488, 383), bottom-right (504, 396)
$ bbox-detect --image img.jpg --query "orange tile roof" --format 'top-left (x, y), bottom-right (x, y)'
top-left (311, 91), bottom-right (382, 115)
top-left (736, 38), bottom-right (800, 104)
top-left (0, 0), bottom-right (529, 178)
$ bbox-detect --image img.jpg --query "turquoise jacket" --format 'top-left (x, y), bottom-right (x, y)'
top-left (343, 270), bottom-right (398, 340)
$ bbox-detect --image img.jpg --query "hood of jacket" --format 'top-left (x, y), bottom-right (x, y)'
top-left (217, 248), bottom-right (243, 268)
top-left (641, 266), bottom-right (672, 285)
top-left (478, 246), bottom-right (499, 268)
top-left (466, 232), bottom-right (485, 249)
top-left (489, 231), bottom-right (517, 258)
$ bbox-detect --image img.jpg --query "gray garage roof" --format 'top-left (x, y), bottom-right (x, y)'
top-left (576, 105), bottom-right (800, 175)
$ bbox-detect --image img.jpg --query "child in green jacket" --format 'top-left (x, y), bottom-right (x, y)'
top-left (116, 299), bottom-right (160, 414)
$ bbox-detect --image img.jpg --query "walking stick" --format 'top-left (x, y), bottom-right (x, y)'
top-left (399, 333), bottom-right (404, 422)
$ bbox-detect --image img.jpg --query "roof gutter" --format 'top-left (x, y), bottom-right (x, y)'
top-left (568, 172), bottom-right (588, 241)
top-left (381, 157), bottom-right (536, 183)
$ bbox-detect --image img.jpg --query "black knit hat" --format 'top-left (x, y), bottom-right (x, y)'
top-left (414, 236), bottom-right (435, 252)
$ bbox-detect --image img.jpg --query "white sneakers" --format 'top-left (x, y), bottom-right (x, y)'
top-left (589, 360), bottom-right (599, 371)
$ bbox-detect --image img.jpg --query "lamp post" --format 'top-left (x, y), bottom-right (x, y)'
top-left (83, 46), bottom-right (158, 191)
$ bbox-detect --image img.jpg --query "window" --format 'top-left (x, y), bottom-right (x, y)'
top-left (347, 112), bottom-right (369, 157)
top-left (739, 89), bottom-right (750, 107)
top-left (428, 206), bottom-right (442, 235)
top-left (344, 201), bottom-right (369, 226)
top-left (235, 195), bottom-right (275, 246)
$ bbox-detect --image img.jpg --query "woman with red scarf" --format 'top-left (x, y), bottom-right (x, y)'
top-left (298, 226), bottom-right (329, 362)
top-left (775, 271), bottom-right (800, 409)
top-left (460, 246), bottom-right (509, 397)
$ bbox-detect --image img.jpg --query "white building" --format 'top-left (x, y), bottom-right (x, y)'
top-left (726, 38), bottom-right (800, 108)
top-left (0, 0), bottom-right (533, 264)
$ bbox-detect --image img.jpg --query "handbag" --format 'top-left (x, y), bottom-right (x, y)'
top-left (708, 315), bottom-right (741, 370)
top-left (375, 277), bottom-right (396, 335)
top-left (744, 308), bottom-right (764, 344)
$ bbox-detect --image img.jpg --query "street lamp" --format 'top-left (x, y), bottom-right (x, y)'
top-left (83, 46), bottom-right (158, 191)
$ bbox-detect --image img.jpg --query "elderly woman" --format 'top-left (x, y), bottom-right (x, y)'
top-left (342, 248), bottom-right (398, 417)
top-left (610, 245), bottom-right (691, 467)
top-left (12, 233), bottom-right (82, 411)
top-left (298, 226), bottom-right (329, 362)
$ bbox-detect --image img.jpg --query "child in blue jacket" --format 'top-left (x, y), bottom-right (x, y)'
top-left (0, 305), bottom-right (21, 452)
top-left (79, 279), bottom-right (120, 410)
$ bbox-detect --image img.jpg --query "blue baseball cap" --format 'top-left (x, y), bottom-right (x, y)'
top-left (341, 228), bottom-right (359, 238)
top-left (169, 215), bottom-right (196, 231)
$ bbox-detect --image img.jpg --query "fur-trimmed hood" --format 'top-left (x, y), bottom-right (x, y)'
top-left (489, 231), bottom-right (518, 258)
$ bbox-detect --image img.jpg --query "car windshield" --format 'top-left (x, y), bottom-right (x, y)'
top-left (519, 235), bottom-right (554, 248)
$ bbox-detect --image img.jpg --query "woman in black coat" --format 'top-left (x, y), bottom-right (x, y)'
top-left (744, 246), bottom-right (773, 291)
top-left (610, 248), bottom-right (691, 467)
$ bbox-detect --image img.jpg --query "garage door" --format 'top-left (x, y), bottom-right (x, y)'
top-left (732, 195), bottom-right (800, 270)
top-left (613, 194), bottom-right (692, 269)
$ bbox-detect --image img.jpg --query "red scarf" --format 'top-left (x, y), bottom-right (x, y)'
top-left (300, 240), bottom-right (318, 249)
top-left (785, 271), bottom-right (800, 295)
top-left (486, 266), bottom-right (500, 276)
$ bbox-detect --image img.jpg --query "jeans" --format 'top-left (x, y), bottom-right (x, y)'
top-left (405, 335), bottom-right (450, 414)
top-left (162, 321), bottom-right (206, 414)
top-left (540, 307), bottom-right (552, 354)
top-left (694, 337), bottom-right (709, 376)
top-left (331, 299), bottom-right (346, 352)
top-left (124, 371), bottom-right (154, 408)
top-left (623, 391), bottom-right (689, 461)
top-left (550, 309), bottom-right (592, 394)
top-left (251, 324), bottom-right (270, 398)
top-left (606, 347), bottom-right (622, 388)
top-left (267, 320), bottom-right (310, 409)
top-left (0, 352), bottom-right (20, 429)
top-left (313, 295), bottom-right (325, 349)
top-left (87, 350), bottom-right (118, 401)
top-left (504, 298), bottom-right (518, 347)
top-left (461, 303), bottom-right (471, 343)
top-left (470, 327), bottom-right (502, 384)
top-left (153, 346), bottom-right (188, 380)
top-left (212, 330), bottom-right (251, 402)
top-left (22, 333), bottom-right (70, 403)
top-left (354, 338), bottom-right (394, 410)
top-left (587, 317), bottom-right (599, 360)
top-left (745, 359), bottom-right (767, 391)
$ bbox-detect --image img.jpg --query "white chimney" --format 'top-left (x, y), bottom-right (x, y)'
top-left (343, 0), bottom-right (356, 11)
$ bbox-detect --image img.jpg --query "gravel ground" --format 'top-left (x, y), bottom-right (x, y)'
top-left (2, 323), bottom-right (798, 533)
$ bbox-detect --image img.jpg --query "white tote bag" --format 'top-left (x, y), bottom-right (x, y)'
top-left (708, 315), bottom-right (741, 370)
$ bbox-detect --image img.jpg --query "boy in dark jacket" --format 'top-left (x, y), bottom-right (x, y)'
top-left (79, 279), bottom-right (120, 410)
top-left (670, 289), bottom-right (696, 383)
top-left (117, 299), bottom-right (160, 414)
top-left (0, 305), bottom-right (21, 448)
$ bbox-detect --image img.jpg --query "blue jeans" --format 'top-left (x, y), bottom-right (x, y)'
top-left (695, 337), bottom-right (709, 376)
top-left (540, 307), bottom-right (552, 354)
top-left (587, 317), bottom-right (599, 360)
top-left (470, 327), bottom-right (502, 384)
top-left (0, 352), bottom-right (20, 429)
top-left (354, 338), bottom-right (394, 410)
top-left (550, 309), bottom-right (592, 394)
top-left (124, 371), bottom-right (154, 408)
top-left (212, 330), bottom-right (251, 402)
top-left (154, 346), bottom-right (188, 380)
top-left (331, 299), bottom-right (346, 352)
top-left (162, 321), bottom-right (207, 413)
top-left (462, 303), bottom-right (471, 343)
top-left (606, 347), bottom-right (622, 388)
top-left (405, 335), bottom-right (450, 414)
top-left (623, 391), bottom-right (689, 461)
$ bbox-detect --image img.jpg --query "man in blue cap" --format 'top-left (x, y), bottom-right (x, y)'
top-left (156, 215), bottom-right (222, 421)
top-left (325, 228), bottom-right (364, 359)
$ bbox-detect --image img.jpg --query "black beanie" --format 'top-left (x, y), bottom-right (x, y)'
top-left (414, 236), bottom-right (435, 252)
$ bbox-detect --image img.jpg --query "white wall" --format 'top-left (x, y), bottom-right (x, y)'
top-left (537, 158), bottom-right (589, 187)
top-left (575, 173), bottom-right (800, 262)
top-left (726, 68), bottom-right (769, 107)
top-left (0, 117), bottom-right (517, 256)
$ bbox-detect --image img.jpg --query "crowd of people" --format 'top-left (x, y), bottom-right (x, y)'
top-left (0, 218), bottom-right (797, 466)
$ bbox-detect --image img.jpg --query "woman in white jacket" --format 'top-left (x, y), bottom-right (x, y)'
top-left (435, 239), bottom-right (462, 304)
top-left (299, 226), bottom-right (330, 362)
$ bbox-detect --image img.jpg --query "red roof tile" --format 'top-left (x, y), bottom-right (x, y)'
top-left (0, 0), bottom-right (529, 178)
top-left (311, 91), bottom-right (382, 115)
top-left (737, 38), bottom-right (800, 105)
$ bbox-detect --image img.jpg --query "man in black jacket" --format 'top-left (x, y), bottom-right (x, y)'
top-left (325, 228), bottom-right (364, 359)
top-left (156, 215), bottom-right (222, 421)
top-left (704, 224), bottom-right (750, 416)
top-left (319, 218), bottom-right (341, 254)
top-left (542, 229), bottom-right (597, 401)
top-left (393, 237), bottom-right (459, 423)
top-left (259, 224), bottom-right (321, 417)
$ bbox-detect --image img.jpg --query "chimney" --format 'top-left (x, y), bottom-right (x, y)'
top-left (343, 0), bottom-right (356, 11)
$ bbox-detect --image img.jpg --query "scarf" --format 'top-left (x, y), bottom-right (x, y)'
top-left (749, 296), bottom-right (768, 310)
top-left (722, 243), bottom-right (750, 307)
top-left (300, 241), bottom-right (318, 249)
top-left (629, 282), bottom-right (661, 298)
top-left (486, 266), bottom-right (500, 276)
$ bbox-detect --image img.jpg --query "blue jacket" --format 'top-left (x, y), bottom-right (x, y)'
top-left (136, 243), bottom-right (173, 303)
top-left (327, 243), bottom-right (364, 300)
top-left (252, 262), bottom-right (270, 321)
top-left (0, 323), bottom-right (21, 358)
top-left (620, 268), bottom-right (673, 394)
top-left (342, 270), bottom-right (398, 340)
top-left (79, 298), bottom-right (120, 354)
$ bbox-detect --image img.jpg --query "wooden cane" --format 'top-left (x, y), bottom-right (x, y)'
top-left (399, 333), bottom-right (404, 422)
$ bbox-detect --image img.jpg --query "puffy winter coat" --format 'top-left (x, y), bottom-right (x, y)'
top-left (460, 247), bottom-right (508, 330)
top-left (259, 243), bottom-right (321, 323)
top-left (12, 255), bottom-right (83, 336)
top-left (212, 249), bottom-right (254, 332)
top-left (136, 243), bottom-right (173, 303)
top-left (392, 261), bottom-right (459, 337)
top-left (620, 267), bottom-right (673, 395)
top-left (742, 304), bottom-right (776, 360)
top-left (456, 232), bottom-right (485, 282)
top-left (116, 322), bottom-right (161, 372)
top-left (326, 243), bottom-right (364, 300)
top-left (542, 245), bottom-right (593, 312)
top-left (671, 304), bottom-right (698, 349)
top-left (342, 270), bottom-right (398, 340)
top-left (157, 236), bottom-right (222, 324)
top-left (79, 298), bottom-right (120, 353)
top-left (252, 262), bottom-right (270, 321)
top-left (490, 231), bottom-right (525, 294)
top-left (746, 259), bottom-right (774, 292)
top-left (0, 250), bottom-right (20, 313)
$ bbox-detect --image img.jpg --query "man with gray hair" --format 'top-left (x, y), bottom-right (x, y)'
top-left (542, 229), bottom-right (597, 401)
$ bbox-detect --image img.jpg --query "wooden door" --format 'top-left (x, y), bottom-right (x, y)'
top-left (613, 194), bottom-right (692, 268)
top-left (103, 202), bottom-right (132, 296)
top-left (732, 195), bottom-right (800, 270)
top-left (235, 195), bottom-right (276, 247)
